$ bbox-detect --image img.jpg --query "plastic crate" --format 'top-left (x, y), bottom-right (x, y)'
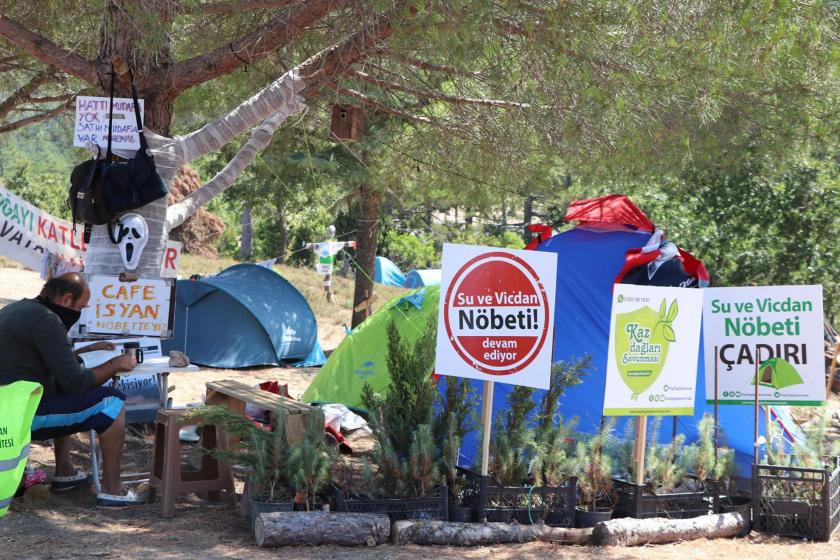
top-left (753, 459), bottom-right (840, 541)
top-left (459, 468), bottom-right (577, 527)
top-left (334, 486), bottom-right (449, 522)
top-left (613, 477), bottom-right (720, 519)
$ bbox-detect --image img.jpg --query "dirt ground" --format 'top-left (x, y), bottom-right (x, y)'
top-left (2, 266), bottom-right (839, 559)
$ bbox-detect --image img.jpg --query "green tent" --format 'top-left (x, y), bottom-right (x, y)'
top-left (752, 357), bottom-right (804, 389)
top-left (302, 286), bottom-right (439, 409)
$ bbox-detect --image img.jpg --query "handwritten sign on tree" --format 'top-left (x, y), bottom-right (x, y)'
top-left (74, 96), bottom-right (145, 151)
top-left (79, 275), bottom-right (175, 338)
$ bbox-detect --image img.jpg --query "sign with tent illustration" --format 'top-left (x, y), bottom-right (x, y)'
top-left (703, 285), bottom-right (825, 406)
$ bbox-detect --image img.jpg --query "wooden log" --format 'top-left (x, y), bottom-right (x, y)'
top-left (255, 512), bottom-right (391, 547)
top-left (591, 512), bottom-right (749, 546)
top-left (393, 520), bottom-right (592, 546)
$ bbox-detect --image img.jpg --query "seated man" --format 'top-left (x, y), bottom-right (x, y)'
top-left (0, 273), bottom-right (139, 506)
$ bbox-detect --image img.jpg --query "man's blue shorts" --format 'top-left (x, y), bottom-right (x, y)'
top-left (30, 386), bottom-right (126, 440)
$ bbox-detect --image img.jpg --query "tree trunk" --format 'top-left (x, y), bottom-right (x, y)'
top-left (393, 520), bottom-right (592, 546)
top-left (523, 195), bottom-right (534, 242)
top-left (591, 512), bottom-right (749, 547)
top-left (255, 512), bottom-right (391, 547)
top-left (276, 209), bottom-right (288, 264)
top-left (239, 206), bottom-right (253, 260)
top-left (351, 181), bottom-right (380, 329)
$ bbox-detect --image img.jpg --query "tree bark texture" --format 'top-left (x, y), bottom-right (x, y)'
top-left (240, 206), bottom-right (253, 260)
top-left (255, 512), bottom-right (391, 547)
top-left (591, 512), bottom-right (749, 547)
top-left (350, 182), bottom-right (380, 329)
top-left (392, 520), bottom-right (592, 546)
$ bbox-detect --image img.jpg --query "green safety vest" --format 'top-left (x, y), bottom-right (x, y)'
top-left (0, 381), bottom-right (43, 517)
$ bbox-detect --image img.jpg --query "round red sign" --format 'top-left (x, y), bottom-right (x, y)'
top-left (443, 251), bottom-right (550, 375)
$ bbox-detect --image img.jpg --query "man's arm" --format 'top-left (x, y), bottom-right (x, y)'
top-left (89, 352), bottom-right (137, 387)
top-left (34, 318), bottom-right (135, 393)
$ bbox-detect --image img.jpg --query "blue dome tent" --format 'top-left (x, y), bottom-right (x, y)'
top-left (456, 197), bottom-right (801, 473)
top-left (403, 269), bottom-right (441, 289)
top-left (162, 264), bottom-right (326, 368)
top-left (374, 256), bottom-right (406, 287)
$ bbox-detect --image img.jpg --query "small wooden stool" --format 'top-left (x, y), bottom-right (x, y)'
top-left (147, 409), bottom-right (235, 517)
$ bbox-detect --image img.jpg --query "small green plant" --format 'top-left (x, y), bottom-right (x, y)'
top-left (488, 385), bottom-right (536, 485)
top-left (434, 376), bottom-right (478, 497)
top-left (287, 412), bottom-right (337, 510)
top-left (531, 357), bottom-right (590, 486)
top-left (192, 405), bottom-right (294, 503)
top-left (644, 417), bottom-right (686, 493)
top-left (573, 418), bottom-right (616, 511)
top-left (361, 316), bottom-right (447, 498)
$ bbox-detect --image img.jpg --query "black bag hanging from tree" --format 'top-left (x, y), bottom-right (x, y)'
top-left (97, 65), bottom-right (168, 215)
top-left (68, 65), bottom-right (168, 239)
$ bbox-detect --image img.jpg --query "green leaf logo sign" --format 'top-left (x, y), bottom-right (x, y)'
top-left (614, 299), bottom-right (678, 399)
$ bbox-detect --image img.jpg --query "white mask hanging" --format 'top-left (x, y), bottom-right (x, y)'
top-left (114, 213), bottom-right (148, 270)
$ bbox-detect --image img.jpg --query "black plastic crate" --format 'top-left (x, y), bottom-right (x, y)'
top-left (753, 459), bottom-right (840, 542)
top-left (334, 486), bottom-right (449, 522)
top-left (613, 477), bottom-right (720, 519)
top-left (459, 468), bottom-right (577, 527)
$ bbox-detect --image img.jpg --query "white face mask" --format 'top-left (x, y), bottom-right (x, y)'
top-left (115, 213), bottom-right (149, 270)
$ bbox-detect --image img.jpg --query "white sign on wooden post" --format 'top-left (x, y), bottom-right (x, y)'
top-left (78, 275), bottom-right (175, 338)
top-left (703, 285), bottom-right (825, 405)
top-left (435, 243), bottom-right (558, 390)
top-left (435, 243), bottom-right (557, 478)
top-left (74, 96), bottom-right (145, 151)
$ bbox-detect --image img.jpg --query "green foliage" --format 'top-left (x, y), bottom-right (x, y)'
top-left (572, 418), bottom-right (616, 510)
top-left (488, 385), bottom-right (535, 485)
top-left (381, 229), bottom-right (439, 270)
top-left (644, 417), bottom-right (686, 494)
top-left (361, 315), bottom-right (445, 498)
top-left (434, 376), bottom-right (478, 490)
top-left (190, 404), bottom-right (292, 503)
top-left (287, 411), bottom-right (337, 511)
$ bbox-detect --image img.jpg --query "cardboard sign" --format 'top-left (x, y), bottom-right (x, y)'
top-left (78, 276), bottom-right (175, 338)
top-left (603, 284), bottom-right (704, 416)
top-left (73, 337), bottom-right (163, 368)
top-left (435, 243), bottom-right (557, 389)
top-left (160, 240), bottom-right (182, 279)
top-left (74, 95), bottom-right (145, 151)
top-left (703, 285), bottom-right (825, 405)
top-left (0, 185), bottom-right (86, 270)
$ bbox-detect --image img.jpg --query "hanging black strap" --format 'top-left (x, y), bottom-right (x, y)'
top-left (106, 67), bottom-right (115, 161)
top-left (127, 65), bottom-right (148, 151)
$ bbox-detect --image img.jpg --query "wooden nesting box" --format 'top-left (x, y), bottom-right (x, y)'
top-left (330, 104), bottom-right (364, 141)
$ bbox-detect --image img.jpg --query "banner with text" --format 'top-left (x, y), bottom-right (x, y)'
top-left (74, 96), bottom-right (145, 151)
top-left (79, 275), bottom-right (175, 338)
top-left (0, 185), bottom-right (85, 270)
top-left (435, 243), bottom-right (557, 390)
top-left (703, 285), bottom-right (825, 406)
top-left (603, 284), bottom-right (704, 416)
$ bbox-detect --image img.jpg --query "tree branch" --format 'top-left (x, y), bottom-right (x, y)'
top-left (178, 0), bottom-right (297, 15)
top-left (377, 48), bottom-right (482, 78)
top-left (166, 109), bottom-right (294, 230)
top-left (0, 14), bottom-right (96, 83)
top-left (0, 70), bottom-right (50, 119)
top-left (178, 2), bottom-right (404, 163)
top-left (0, 99), bottom-right (72, 133)
top-left (169, 0), bottom-right (348, 92)
top-left (27, 93), bottom-right (77, 104)
top-left (346, 68), bottom-right (530, 109)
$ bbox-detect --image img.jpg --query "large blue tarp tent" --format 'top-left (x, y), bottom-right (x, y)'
top-left (457, 219), bottom-right (799, 473)
top-left (162, 264), bottom-right (326, 368)
top-left (403, 269), bottom-right (441, 289)
top-left (375, 256), bottom-right (406, 287)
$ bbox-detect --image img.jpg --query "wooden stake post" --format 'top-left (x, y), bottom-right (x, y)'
top-left (634, 416), bottom-right (648, 486)
top-left (480, 380), bottom-right (494, 476)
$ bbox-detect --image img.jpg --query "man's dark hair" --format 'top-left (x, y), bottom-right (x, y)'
top-left (40, 273), bottom-right (86, 303)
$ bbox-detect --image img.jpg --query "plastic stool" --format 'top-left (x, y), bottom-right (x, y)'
top-left (147, 409), bottom-right (234, 517)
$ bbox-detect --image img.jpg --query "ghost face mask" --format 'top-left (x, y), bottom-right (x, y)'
top-left (114, 213), bottom-right (149, 270)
